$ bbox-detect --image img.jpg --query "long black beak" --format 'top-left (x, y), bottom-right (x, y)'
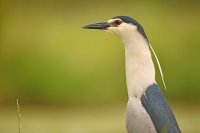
top-left (83, 22), bottom-right (110, 30)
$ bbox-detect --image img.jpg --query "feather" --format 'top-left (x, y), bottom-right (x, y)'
top-left (149, 44), bottom-right (167, 90)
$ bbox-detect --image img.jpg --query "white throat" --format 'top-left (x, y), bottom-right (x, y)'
top-left (122, 31), bottom-right (155, 98)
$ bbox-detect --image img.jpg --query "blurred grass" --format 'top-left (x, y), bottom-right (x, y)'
top-left (0, 103), bottom-right (199, 133)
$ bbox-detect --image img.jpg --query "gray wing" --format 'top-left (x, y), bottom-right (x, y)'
top-left (141, 84), bottom-right (181, 133)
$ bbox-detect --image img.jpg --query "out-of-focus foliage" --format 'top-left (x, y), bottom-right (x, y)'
top-left (0, 0), bottom-right (200, 105)
top-left (0, 1), bottom-right (200, 133)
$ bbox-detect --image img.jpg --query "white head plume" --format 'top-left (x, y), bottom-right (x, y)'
top-left (149, 44), bottom-right (167, 90)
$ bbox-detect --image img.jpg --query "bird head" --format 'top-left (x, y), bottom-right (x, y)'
top-left (83, 16), bottom-right (148, 42)
top-left (83, 16), bottom-right (167, 90)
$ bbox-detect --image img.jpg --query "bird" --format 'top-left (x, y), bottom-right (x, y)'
top-left (83, 16), bottom-right (181, 133)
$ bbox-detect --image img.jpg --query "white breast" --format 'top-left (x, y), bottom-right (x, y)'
top-left (123, 31), bottom-right (155, 98)
top-left (126, 97), bottom-right (156, 133)
top-left (110, 23), bottom-right (157, 132)
top-left (122, 27), bottom-right (156, 132)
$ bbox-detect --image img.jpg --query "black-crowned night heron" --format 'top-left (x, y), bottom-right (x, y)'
top-left (83, 16), bottom-right (181, 133)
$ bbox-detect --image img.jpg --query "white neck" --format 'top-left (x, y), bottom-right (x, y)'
top-left (122, 32), bottom-right (155, 98)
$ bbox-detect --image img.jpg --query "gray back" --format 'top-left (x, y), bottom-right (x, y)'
top-left (141, 84), bottom-right (181, 133)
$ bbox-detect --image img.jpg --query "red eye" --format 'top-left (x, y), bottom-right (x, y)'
top-left (114, 20), bottom-right (122, 26)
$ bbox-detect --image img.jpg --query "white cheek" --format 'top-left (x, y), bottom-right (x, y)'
top-left (107, 27), bottom-right (119, 36)
top-left (120, 23), bottom-right (137, 34)
top-left (107, 23), bottom-right (138, 38)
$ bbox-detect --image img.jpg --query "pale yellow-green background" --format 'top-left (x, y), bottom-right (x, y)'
top-left (0, 0), bottom-right (200, 132)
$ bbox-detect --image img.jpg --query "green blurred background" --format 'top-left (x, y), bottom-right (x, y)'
top-left (0, 0), bottom-right (200, 132)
